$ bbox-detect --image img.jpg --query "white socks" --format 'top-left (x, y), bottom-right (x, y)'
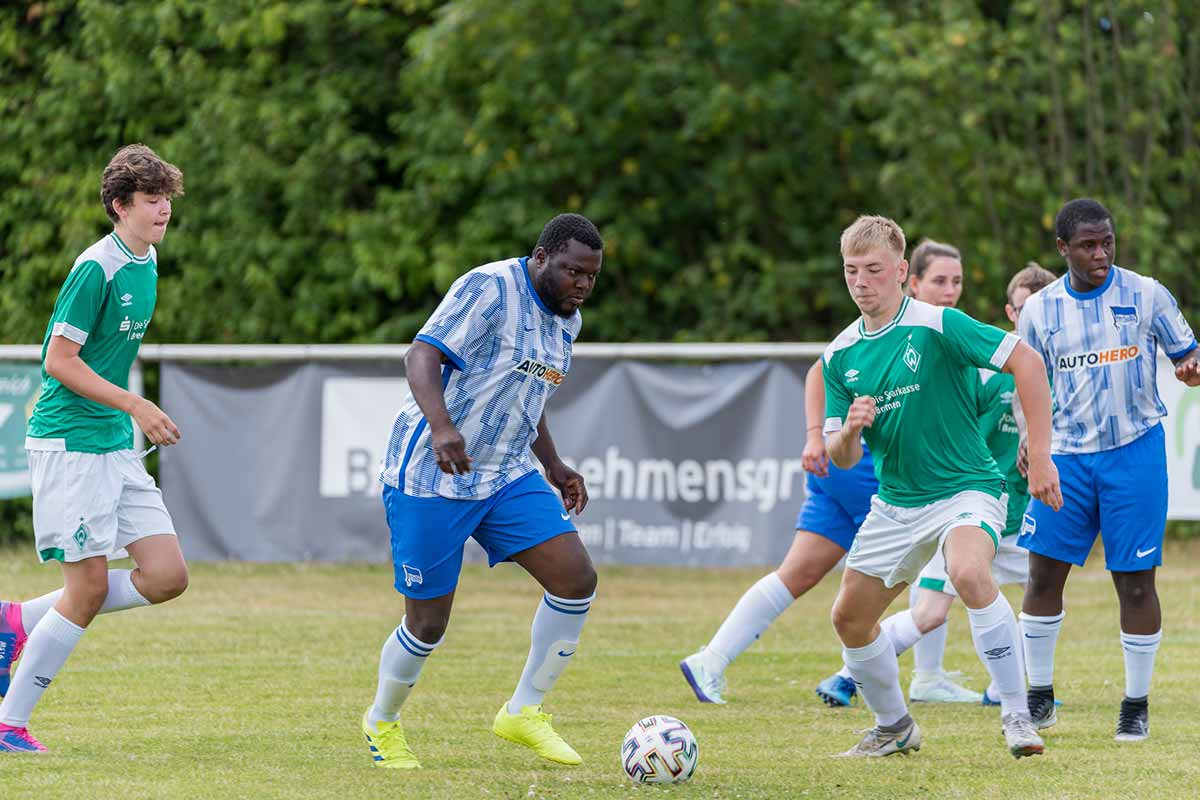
top-left (507, 592), bottom-right (593, 713)
top-left (704, 572), bottom-right (794, 671)
top-left (835, 609), bottom-right (923, 680)
top-left (20, 569), bottom-right (150, 632)
top-left (1019, 610), bottom-right (1064, 688)
top-left (0, 609), bottom-right (85, 727)
top-left (912, 620), bottom-right (948, 677)
top-left (967, 593), bottom-right (1026, 716)
top-left (843, 632), bottom-right (908, 727)
top-left (369, 616), bottom-right (442, 725)
top-left (1120, 629), bottom-right (1161, 700)
top-left (880, 609), bottom-right (923, 658)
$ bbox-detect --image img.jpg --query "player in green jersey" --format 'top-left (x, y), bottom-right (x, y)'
top-left (0, 145), bottom-right (187, 754)
top-left (903, 263), bottom-right (1059, 705)
top-left (823, 215), bottom-right (1061, 759)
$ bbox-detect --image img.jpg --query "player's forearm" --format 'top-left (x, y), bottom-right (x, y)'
top-left (531, 414), bottom-right (563, 469)
top-left (44, 352), bottom-right (142, 415)
top-left (826, 428), bottom-right (863, 470)
top-left (1007, 345), bottom-right (1052, 458)
top-left (404, 343), bottom-right (455, 432)
top-left (805, 361), bottom-right (826, 438)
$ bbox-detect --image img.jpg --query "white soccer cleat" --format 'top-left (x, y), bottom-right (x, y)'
top-left (909, 670), bottom-right (983, 703)
top-left (679, 651), bottom-right (727, 705)
top-left (836, 718), bottom-right (921, 758)
top-left (1001, 711), bottom-right (1045, 758)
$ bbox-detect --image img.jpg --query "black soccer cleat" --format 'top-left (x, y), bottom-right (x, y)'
top-left (1115, 696), bottom-right (1149, 742)
top-left (1027, 685), bottom-right (1057, 730)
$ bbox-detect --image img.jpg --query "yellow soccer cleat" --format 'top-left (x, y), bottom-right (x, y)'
top-left (492, 703), bottom-right (582, 765)
top-left (362, 711), bottom-right (421, 769)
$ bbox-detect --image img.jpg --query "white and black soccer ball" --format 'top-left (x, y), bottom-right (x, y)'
top-left (620, 715), bottom-right (699, 784)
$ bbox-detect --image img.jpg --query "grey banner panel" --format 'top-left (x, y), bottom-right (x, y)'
top-left (161, 358), bottom-right (816, 565)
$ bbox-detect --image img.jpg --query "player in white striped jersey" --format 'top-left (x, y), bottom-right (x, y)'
top-left (362, 214), bottom-right (603, 769)
top-left (1016, 198), bottom-right (1200, 742)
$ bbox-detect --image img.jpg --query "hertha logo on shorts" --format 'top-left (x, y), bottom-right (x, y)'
top-left (401, 564), bottom-right (423, 588)
top-left (514, 358), bottom-right (565, 386)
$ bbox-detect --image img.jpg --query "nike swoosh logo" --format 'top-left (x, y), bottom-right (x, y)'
top-left (560, 512), bottom-right (571, 521)
top-left (557, 650), bottom-right (576, 657)
top-left (895, 731), bottom-right (912, 749)
top-left (1136, 547), bottom-right (1157, 558)
top-left (1024, 634), bottom-right (1048, 639)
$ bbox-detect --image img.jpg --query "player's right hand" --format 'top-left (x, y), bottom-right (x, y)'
top-left (844, 395), bottom-right (877, 434)
top-left (802, 434), bottom-right (830, 478)
top-left (1027, 454), bottom-right (1062, 512)
top-left (431, 425), bottom-right (472, 475)
top-left (132, 398), bottom-right (181, 446)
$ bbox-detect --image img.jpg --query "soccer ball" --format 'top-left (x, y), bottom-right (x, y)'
top-left (620, 715), bottom-right (699, 784)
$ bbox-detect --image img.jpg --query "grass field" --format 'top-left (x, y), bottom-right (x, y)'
top-left (2, 543), bottom-right (1199, 800)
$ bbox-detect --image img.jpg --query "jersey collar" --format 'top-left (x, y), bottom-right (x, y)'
top-left (109, 232), bottom-right (153, 264)
top-left (1064, 264), bottom-right (1116, 300)
top-left (859, 295), bottom-right (909, 339)
top-left (519, 256), bottom-right (556, 316)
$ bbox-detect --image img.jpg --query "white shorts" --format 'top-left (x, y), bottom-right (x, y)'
top-left (916, 533), bottom-right (1028, 597)
top-left (846, 490), bottom-right (1007, 589)
top-left (28, 449), bottom-right (176, 564)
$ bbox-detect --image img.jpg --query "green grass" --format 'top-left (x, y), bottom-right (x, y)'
top-left (1, 543), bottom-right (1199, 799)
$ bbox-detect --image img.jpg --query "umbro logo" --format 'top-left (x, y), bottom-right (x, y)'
top-left (120, 293), bottom-right (134, 307)
top-left (984, 646), bottom-right (1012, 660)
top-left (844, 369), bottom-right (860, 383)
top-left (33, 676), bottom-right (51, 688)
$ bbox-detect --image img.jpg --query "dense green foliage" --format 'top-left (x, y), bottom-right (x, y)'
top-left (3, 0), bottom-right (1199, 344)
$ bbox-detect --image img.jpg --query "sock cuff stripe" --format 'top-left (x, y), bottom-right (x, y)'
top-left (42, 608), bottom-right (86, 639)
top-left (396, 618), bottom-right (439, 656)
top-left (1120, 630), bottom-right (1163, 644)
top-left (1018, 611), bottom-right (1065, 624)
top-left (844, 632), bottom-right (892, 662)
top-left (543, 594), bottom-right (593, 615)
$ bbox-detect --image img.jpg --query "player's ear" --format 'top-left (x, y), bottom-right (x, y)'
top-left (532, 246), bottom-right (548, 267)
top-left (1055, 238), bottom-right (1068, 258)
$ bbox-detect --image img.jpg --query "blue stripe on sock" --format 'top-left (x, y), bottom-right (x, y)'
top-left (543, 596), bottom-right (591, 615)
top-left (396, 626), bottom-right (434, 657)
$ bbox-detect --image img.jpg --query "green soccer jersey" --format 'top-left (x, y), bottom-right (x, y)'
top-left (976, 369), bottom-right (1028, 536)
top-left (822, 296), bottom-right (1019, 508)
top-left (26, 233), bottom-right (159, 453)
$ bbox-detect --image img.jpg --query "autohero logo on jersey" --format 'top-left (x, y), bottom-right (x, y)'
top-left (514, 358), bottom-right (565, 386)
top-left (118, 315), bottom-right (151, 341)
top-left (1057, 345), bottom-right (1139, 371)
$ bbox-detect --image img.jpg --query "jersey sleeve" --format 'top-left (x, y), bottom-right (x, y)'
top-left (1017, 303), bottom-right (1053, 374)
top-left (1150, 280), bottom-right (1197, 361)
top-left (940, 308), bottom-right (1020, 371)
top-left (414, 271), bottom-right (504, 370)
top-left (821, 354), bottom-right (854, 435)
top-left (49, 261), bottom-right (107, 345)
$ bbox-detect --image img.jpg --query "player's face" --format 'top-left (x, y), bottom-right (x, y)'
top-left (115, 191), bottom-right (173, 247)
top-left (909, 256), bottom-right (963, 307)
top-left (843, 249), bottom-right (907, 316)
top-left (1058, 219), bottom-right (1114, 289)
top-left (533, 239), bottom-right (602, 317)
top-left (1005, 286), bottom-right (1032, 326)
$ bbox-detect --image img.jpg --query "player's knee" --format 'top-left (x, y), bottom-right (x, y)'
top-left (552, 564), bottom-right (597, 600)
top-left (946, 563), bottom-right (990, 605)
top-left (153, 565), bottom-right (189, 603)
top-left (912, 604), bottom-right (949, 633)
top-left (1116, 575), bottom-right (1157, 608)
top-left (776, 564), bottom-right (822, 597)
top-left (830, 601), bottom-right (865, 642)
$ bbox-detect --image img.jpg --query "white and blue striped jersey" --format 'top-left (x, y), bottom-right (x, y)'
top-left (1018, 266), bottom-right (1197, 454)
top-left (380, 257), bottom-right (581, 499)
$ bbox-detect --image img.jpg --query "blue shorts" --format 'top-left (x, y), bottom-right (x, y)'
top-left (1018, 424), bottom-right (1167, 572)
top-left (795, 450), bottom-right (878, 551)
top-left (383, 470), bottom-right (576, 599)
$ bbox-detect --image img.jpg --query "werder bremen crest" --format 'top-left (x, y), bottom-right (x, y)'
top-left (73, 519), bottom-right (89, 549)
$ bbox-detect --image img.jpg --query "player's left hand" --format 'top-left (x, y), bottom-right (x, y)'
top-left (1027, 454), bottom-right (1062, 512)
top-left (1175, 355), bottom-right (1200, 386)
top-left (548, 462), bottom-right (589, 514)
